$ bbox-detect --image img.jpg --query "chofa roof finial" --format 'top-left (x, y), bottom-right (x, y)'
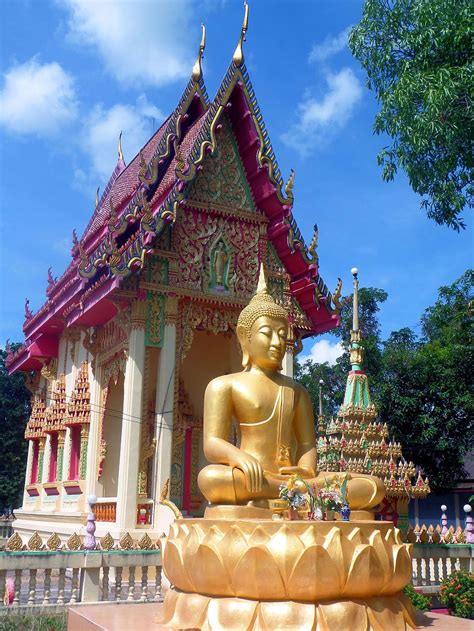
top-left (192, 23), bottom-right (206, 82)
top-left (118, 131), bottom-right (124, 162)
top-left (95, 186), bottom-right (100, 208)
top-left (233, 1), bottom-right (249, 67)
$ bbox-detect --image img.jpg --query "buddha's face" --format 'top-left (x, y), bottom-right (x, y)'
top-left (239, 315), bottom-right (288, 371)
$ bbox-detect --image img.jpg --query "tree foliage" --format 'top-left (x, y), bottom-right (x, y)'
top-left (0, 346), bottom-right (30, 511)
top-left (296, 271), bottom-right (474, 490)
top-left (349, 0), bottom-right (473, 230)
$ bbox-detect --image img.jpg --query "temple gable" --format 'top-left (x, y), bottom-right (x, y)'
top-left (187, 117), bottom-right (256, 215)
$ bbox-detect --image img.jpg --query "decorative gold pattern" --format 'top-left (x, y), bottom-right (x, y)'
top-left (27, 532), bottom-right (43, 551)
top-left (46, 532), bottom-right (62, 550)
top-left (119, 532), bottom-right (134, 550)
top-left (162, 519), bottom-right (415, 630)
top-left (178, 301), bottom-right (239, 362)
top-left (187, 119), bottom-right (254, 214)
top-left (67, 533), bottom-right (82, 551)
top-left (138, 533), bottom-right (154, 550)
top-left (100, 532), bottom-right (115, 551)
top-left (6, 532), bottom-right (23, 551)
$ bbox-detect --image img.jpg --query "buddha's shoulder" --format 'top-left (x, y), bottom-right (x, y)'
top-left (205, 372), bottom-right (242, 395)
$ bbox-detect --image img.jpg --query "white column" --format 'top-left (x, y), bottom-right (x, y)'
top-left (281, 349), bottom-right (294, 378)
top-left (152, 321), bottom-right (177, 522)
top-left (85, 363), bottom-right (101, 499)
top-left (115, 321), bottom-right (146, 529)
top-left (42, 435), bottom-right (51, 483)
top-left (22, 441), bottom-right (34, 507)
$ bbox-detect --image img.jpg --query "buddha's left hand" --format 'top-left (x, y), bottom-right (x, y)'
top-left (279, 465), bottom-right (314, 478)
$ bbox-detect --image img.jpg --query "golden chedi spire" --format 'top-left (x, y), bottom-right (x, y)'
top-left (233, 1), bottom-right (249, 67)
top-left (192, 23), bottom-right (206, 82)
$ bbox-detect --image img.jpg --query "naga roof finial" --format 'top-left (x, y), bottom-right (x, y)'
top-left (284, 169), bottom-right (295, 197)
top-left (233, 1), bottom-right (249, 67)
top-left (118, 131), bottom-right (124, 162)
top-left (192, 23), bottom-right (206, 82)
top-left (95, 186), bottom-right (100, 208)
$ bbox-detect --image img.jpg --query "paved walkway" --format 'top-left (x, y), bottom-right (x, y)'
top-left (68, 603), bottom-right (474, 630)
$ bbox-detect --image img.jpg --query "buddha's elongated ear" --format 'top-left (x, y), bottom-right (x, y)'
top-left (237, 325), bottom-right (250, 368)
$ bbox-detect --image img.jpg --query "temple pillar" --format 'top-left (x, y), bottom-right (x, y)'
top-left (85, 364), bottom-right (101, 498)
top-left (152, 298), bottom-right (177, 519)
top-left (79, 425), bottom-right (89, 480)
top-left (61, 428), bottom-right (70, 481)
top-left (56, 431), bottom-right (65, 482)
top-left (281, 348), bottom-right (294, 378)
top-left (22, 440), bottom-right (34, 506)
top-left (115, 302), bottom-right (146, 529)
top-left (42, 436), bottom-right (51, 484)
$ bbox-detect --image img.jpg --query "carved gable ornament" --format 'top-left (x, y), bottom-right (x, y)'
top-left (187, 117), bottom-right (255, 214)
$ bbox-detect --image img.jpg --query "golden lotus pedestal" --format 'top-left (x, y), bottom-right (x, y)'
top-left (159, 517), bottom-right (417, 630)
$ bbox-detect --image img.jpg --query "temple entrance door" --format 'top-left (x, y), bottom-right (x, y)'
top-left (99, 373), bottom-right (124, 498)
top-left (178, 330), bottom-right (241, 515)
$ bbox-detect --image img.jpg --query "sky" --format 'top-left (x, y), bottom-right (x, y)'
top-left (0, 0), bottom-right (472, 365)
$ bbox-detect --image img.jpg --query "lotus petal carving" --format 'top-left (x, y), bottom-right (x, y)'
top-left (163, 518), bottom-right (412, 602)
top-left (159, 591), bottom-right (416, 631)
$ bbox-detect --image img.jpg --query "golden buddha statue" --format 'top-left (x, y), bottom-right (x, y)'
top-left (198, 267), bottom-right (385, 513)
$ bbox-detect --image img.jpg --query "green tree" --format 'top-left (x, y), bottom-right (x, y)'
top-left (349, 0), bottom-right (473, 230)
top-left (0, 346), bottom-right (30, 511)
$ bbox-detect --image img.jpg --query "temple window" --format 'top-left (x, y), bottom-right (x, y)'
top-left (48, 433), bottom-right (58, 482)
top-left (69, 426), bottom-right (81, 480)
top-left (30, 441), bottom-right (39, 484)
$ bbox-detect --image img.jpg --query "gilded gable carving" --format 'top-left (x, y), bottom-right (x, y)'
top-left (187, 118), bottom-right (255, 213)
top-left (174, 210), bottom-right (259, 296)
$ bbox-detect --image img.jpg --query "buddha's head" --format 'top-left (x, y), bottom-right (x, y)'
top-left (237, 267), bottom-right (289, 370)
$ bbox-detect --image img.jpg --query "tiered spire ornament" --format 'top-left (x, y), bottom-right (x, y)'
top-left (233, 2), bottom-right (249, 67)
top-left (317, 268), bottom-right (430, 502)
top-left (192, 24), bottom-right (206, 82)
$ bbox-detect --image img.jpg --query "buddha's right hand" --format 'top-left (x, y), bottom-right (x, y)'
top-left (230, 453), bottom-right (264, 493)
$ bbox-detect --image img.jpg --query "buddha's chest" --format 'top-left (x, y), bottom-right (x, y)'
top-left (232, 380), bottom-right (290, 426)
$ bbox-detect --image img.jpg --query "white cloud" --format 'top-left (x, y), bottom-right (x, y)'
top-left (79, 94), bottom-right (163, 185)
top-left (281, 68), bottom-right (362, 155)
top-left (299, 339), bottom-right (344, 366)
top-left (309, 26), bottom-right (352, 63)
top-left (0, 58), bottom-right (78, 136)
top-left (59, 0), bottom-right (195, 87)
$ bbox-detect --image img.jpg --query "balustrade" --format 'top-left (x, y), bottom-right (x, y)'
top-left (94, 500), bottom-right (117, 522)
top-left (0, 531), bottom-right (163, 611)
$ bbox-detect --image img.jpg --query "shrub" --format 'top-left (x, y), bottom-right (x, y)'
top-left (439, 570), bottom-right (474, 619)
top-left (0, 613), bottom-right (67, 631)
top-left (403, 582), bottom-right (431, 612)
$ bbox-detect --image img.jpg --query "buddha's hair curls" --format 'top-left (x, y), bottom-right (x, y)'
top-left (237, 290), bottom-right (288, 337)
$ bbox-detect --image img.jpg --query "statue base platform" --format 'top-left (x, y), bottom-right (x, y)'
top-left (160, 517), bottom-right (416, 630)
top-left (66, 603), bottom-right (473, 630)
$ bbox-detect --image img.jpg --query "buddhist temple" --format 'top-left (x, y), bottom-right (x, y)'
top-left (317, 268), bottom-right (430, 534)
top-left (6, 14), bottom-right (343, 541)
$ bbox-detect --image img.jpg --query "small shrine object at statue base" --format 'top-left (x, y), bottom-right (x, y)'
top-left (159, 516), bottom-right (416, 631)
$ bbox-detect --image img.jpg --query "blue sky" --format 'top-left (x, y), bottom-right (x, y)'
top-left (0, 0), bottom-right (472, 364)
